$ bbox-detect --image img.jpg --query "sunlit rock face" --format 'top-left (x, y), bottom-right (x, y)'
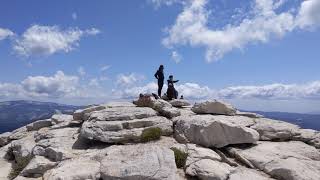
top-left (0, 99), bottom-right (319, 180)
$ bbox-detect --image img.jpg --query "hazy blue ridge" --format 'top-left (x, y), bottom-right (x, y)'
top-left (248, 111), bottom-right (320, 131)
top-left (0, 100), bottom-right (83, 133)
top-left (0, 100), bottom-right (319, 134)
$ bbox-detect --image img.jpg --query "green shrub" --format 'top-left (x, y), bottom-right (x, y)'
top-left (171, 147), bottom-right (188, 168)
top-left (8, 156), bottom-right (32, 180)
top-left (141, 127), bottom-right (162, 142)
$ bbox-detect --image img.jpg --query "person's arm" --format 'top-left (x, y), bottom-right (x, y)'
top-left (173, 80), bottom-right (179, 83)
top-left (154, 71), bottom-right (159, 79)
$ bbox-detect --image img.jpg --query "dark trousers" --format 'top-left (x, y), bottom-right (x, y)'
top-left (158, 81), bottom-right (164, 97)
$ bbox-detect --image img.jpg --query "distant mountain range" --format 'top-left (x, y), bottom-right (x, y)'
top-left (0, 100), bottom-right (83, 133)
top-left (249, 110), bottom-right (320, 130)
top-left (0, 100), bottom-right (319, 134)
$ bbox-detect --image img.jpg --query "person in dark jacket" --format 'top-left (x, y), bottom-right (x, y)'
top-left (167, 75), bottom-right (179, 100)
top-left (154, 65), bottom-right (164, 97)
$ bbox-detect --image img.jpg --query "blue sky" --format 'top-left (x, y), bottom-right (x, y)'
top-left (0, 0), bottom-right (320, 113)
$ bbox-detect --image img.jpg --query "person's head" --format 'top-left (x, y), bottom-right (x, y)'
top-left (169, 75), bottom-right (173, 80)
top-left (159, 65), bottom-right (164, 71)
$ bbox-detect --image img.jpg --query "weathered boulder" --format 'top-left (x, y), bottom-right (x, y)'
top-left (133, 94), bottom-right (182, 118)
top-left (229, 167), bottom-right (274, 180)
top-left (73, 105), bottom-right (106, 122)
top-left (10, 134), bottom-right (36, 164)
top-left (185, 143), bottom-right (221, 167)
top-left (9, 126), bottom-right (29, 141)
top-left (293, 129), bottom-right (320, 148)
top-left (26, 119), bottom-right (52, 131)
top-left (104, 101), bottom-right (136, 108)
top-left (169, 99), bottom-right (191, 107)
top-left (0, 144), bottom-right (13, 179)
top-left (33, 128), bottom-right (88, 161)
top-left (100, 144), bottom-right (178, 180)
top-left (186, 159), bottom-right (235, 180)
top-left (0, 132), bottom-right (12, 147)
top-left (251, 118), bottom-right (300, 141)
top-left (159, 106), bottom-right (181, 118)
top-left (20, 156), bottom-right (57, 178)
top-left (51, 114), bottom-right (73, 125)
top-left (81, 116), bottom-right (173, 143)
top-left (174, 115), bottom-right (259, 148)
top-left (236, 111), bottom-right (263, 118)
top-left (191, 100), bottom-right (237, 115)
top-left (87, 106), bottom-right (158, 121)
top-left (227, 141), bottom-right (320, 180)
top-left (133, 94), bottom-right (158, 107)
top-left (14, 176), bottom-right (42, 180)
top-left (43, 156), bottom-right (101, 180)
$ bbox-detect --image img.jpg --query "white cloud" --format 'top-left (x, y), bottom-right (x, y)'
top-left (21, 71), bottom-right (79, 98)
top-left (171, 51), bottom-right (182, 63)
top-left (0, 71), bottom-right (110, 103)
top-left (162, 0), bottom-right (320, 62)
top-left (115, 79), bottom-right (320, 101)
top-left (77, 66), bottom-right (86, 76)
top-left (219, 81), bottom-right (320, 100)
top-left (115, 81), bottom-right (216, 100)
top-left (114, 82), bottom-right (158, 98)
top-left (149, 0), bottom-right (182, 8)
top-left (116, 73), bottom-right (145, 87)
top-left (100, 65), bottom-right (111, 72)
top-left (13, 25), bottom-right (100, 57)
top-left (296, 0), bottom-right (320, 29)
top-left (99, 76), bottom-right (109, 81)
top-left (72, 12), bottom-right (77, 20)
top-left (0, 28), bottom-right (14, 40)
top-left (175, 82), bottom-right (215, 99)
top-left (89, 78), bottom-right (100, 87)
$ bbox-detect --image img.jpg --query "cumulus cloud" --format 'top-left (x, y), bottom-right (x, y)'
top-left (72, 12), bottom-right (78, 20)
top-left (0, 28), bottom-right (14, 40)
top-left (296, 0), bottom-right (320, 28)
top-left (115, 80), bottom-right (320, 101)
top-left (77, 66), bottom-right (86, 76)
top-left (0, 71), bottom-right (110, 102)
top-left (100, 65), bottom-right (111, 72)
top-left (89, 78), bottom-right (100, 87)
top-left (21, 71), bottom-right (79, 98)
top-left (149, 0), bottom-right (182, 8)
top-left (219, 81), bottom-right (320, 100)
top-left (115, 81), bottom-right (216, 100)
top-left (116, 73), bottom-right (145, 87)
top-left (13, 25), bottom-right (100, 57)
top-left (162, 0), bottom-right (320, 62)
top-left (171, 51), bottom-right (182, 63)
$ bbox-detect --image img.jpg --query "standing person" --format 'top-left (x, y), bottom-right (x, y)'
top-left (154, 65), bottom-right (164, 97)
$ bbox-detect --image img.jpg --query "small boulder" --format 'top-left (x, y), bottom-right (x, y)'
top-left (81, 116), bottom-right (173, 143)
top-left (10, 134), bottom-right (36, 165)
top-left (104, 101), bottom-right (136, 108)
top-left (73, 105), bottom-right (106, 122)
top-left (0, 132), bottom-right (12, 147)
top-left (26, 119), bottom-right (52, 131)
top-left (20, 156), bottom-right (57, 178)
top-left (227, 141), bottom-right (320, 180)
top-left (236, 111), bottom-right (263, 118)
top-left (51, 114), bottom-right (73, 125)
top-left (43, 156), bottom-right (100, 180)
top-left (186, 159), bottom-right (235, 180)
top-left (169, 99), bottom-right (191, 108)
top-left (174, 115), bottom-right (259, 148)
top-left (191, 100), bottom-right (237, 115)
top-left (251, 118), bottom-right (300, 141)
top-left (100, 144), bottom-right (177, 180)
